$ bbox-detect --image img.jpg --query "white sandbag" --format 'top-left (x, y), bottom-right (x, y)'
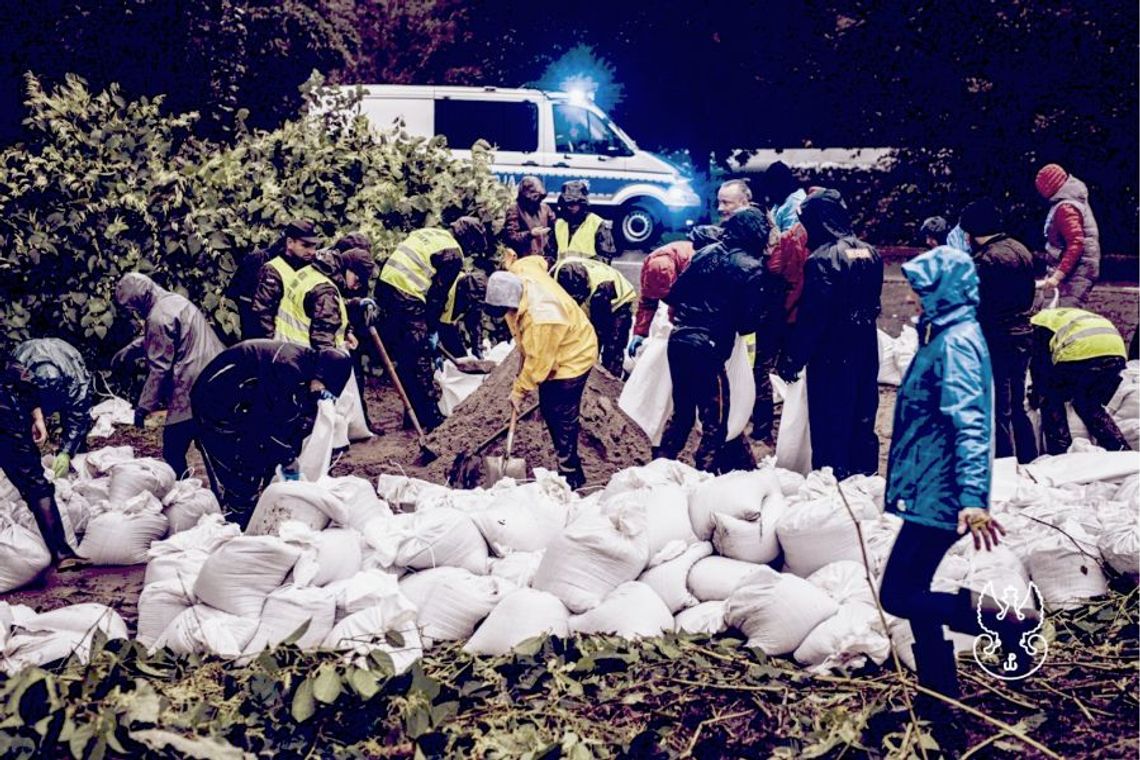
top-left (323, 476), bottom-right (392, 532)
top-left (488, 551), bottom-right (544, 588)
top-left (807, 561), bottom-right (877, 608)
top-left (470, 499), bottom-right (563, 557)
top-left (400, 568), bottom-right (513, 643)
top-left (674, 601), bottom-right (727, 635)
top-left (604, 485), bottom-right (696, 565)
top-left (71, 477), bottom-right (111, 506)
top-left (532, 503), bottom-right (649, 613)
top-left (1022, 451), bottom-right (1140, 487)
top-left (724, 566), bottom-right (839, 655)
top-left (762, 461), bottom-right (806, 498)
top-left (602, 458), bottom-right (708, 500)
top-left (107, 458), bottom-right (176, 502)
top-left (776, 472), bottom-right (880, 578)
top-left (1026, 522), bottom-right (1108, 610)
top-left (688, 469), bottom-right (784, 542)
top-left (877, 329), bottom-right (902, 386)
top-left (436, 360), bottom-right (486, 417)
top-left (325, 569), bottom-right (412, 619)
top-left (246, 585), bottom-right (338, 651)
top-left (618, 334), bottom-right (673, 445)
top-left (154, 605), bottom-right (259, 658)
top-left (394, 508), bottom-right (489, 574)
top-left (336, 369), bottom-right (374, 442)
top-left (4, 604), bottom-right (128, 673)
top-left (569, 581), bottom-right (674, 639)
top-left (894, 325), bottom-right (918, 379)
top-left (78, 493), bottom-right (169, 565)
top-left (145, 513), bottom-right (240, 583)
top-left (687, 556), bottom-right (770, 602)
top-left (246, 481), bottom-right (342, 536)
top-left (193, 535), bottom-right (301, 618)
top-left (324, 610), bottom-right (422, 674)
top-left (0, 602), bottom-right (36, 649)
top-left (144, 549), bottom-right (210, 588)
top-left (774, 374), bottom-right (812, 474)
top-left (724, 334), bottom-right (756, 442)
top-left (794, 602), bottom-right (891, 671)
top-left (1114, 474), bottom-right (1139, 506)
top-left (0, 515), bottom-right (51, 593)
top-left (464, 588), bottom-right (570, 656)
top-left (74, 446), bottom-right (134, 478)
top-left (375, 475), bottom-right (451, 513)
top-left (713, 513), bottom-right (772, 564)
top-left (53, 478), bottom-right (91, 536)
top-left (161, 478), bottom-right (222, 534)
top-left (1097, 504), bottom-right (1139, 576)
top-left (286, 525), bottom-right (363, 587)
top-left (298, 398), bottom-right (336, 482)
top-left (136, 579), bottom-right (195, 648)
top-left (639, 541), bottom-right (713, 613)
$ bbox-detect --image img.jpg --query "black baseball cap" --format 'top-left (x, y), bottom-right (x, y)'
top-left (284, 219), bottom-right (321, 245)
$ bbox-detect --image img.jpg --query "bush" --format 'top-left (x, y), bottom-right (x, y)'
top-left (0, 74), bottom-right (511, 359)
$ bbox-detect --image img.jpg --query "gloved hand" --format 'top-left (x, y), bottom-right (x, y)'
top-left (957, 507), bottom-right (1006, 551)
top-left (133, 408), bottom-right (149, 428)
top-left (52, 452), bottom-right (71, 479)
top-left (358, 297), bottom-right (380, 326)
top-left (433, 355), bottom-right (444, 372)
top-left (316, 389), bottom-right (337, 403)
top-left (627, 335), bottom-right (645, 358)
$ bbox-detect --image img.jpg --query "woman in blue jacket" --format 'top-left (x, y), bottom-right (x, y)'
top-left (879, 246), bottom-right (1033, 735)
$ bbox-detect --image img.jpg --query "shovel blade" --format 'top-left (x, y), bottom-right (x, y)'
top-left (483, 455), bottom-right (527, 485)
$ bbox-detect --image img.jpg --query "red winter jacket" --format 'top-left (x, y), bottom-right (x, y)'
top-left (768, 222), bottom-right (809, 323)
top-left (1047, 204), bottom-right (1087, 278)
top-left (633, 241), bottom-right (694, 337)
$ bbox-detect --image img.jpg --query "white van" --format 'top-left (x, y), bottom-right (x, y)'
top-left (346, 85), bottom-right (702, 249)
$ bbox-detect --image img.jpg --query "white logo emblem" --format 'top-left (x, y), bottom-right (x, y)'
top-left (972, 581), bottom-right (1048, 681)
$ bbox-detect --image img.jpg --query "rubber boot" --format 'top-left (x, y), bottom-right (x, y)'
top-left (28, 495), bottom-right (81, 567)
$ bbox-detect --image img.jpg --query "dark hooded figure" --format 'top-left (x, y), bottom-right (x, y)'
top-left (503, 176), bottom-right (557, 263)
top-left (191, 340), bottom-right (352, 526)
top-left (658, 207), bottom-right (784, 473)
top-left (11, 339), bottom-right (93, 479)
top-left (114, 272), bottom-right (225, 479)
top-left (778, 189), bottom-right (883, 479)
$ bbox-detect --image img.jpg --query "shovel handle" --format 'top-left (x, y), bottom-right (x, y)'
top-left (368, 326), bottom-right (427, 439)
top-left (505, 407), bottom-right (518, 458)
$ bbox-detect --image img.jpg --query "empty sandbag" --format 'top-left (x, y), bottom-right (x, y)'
top-left (724, 567), bottom-right (839, 655)
top-left (193, 536), bottom-right (301, 618)
top-left (464, 588), bottom-right (570, 656)
top-left (569, 581), bottom-right (674, 639)
top-left (639, 541), bottom-right (713, 613)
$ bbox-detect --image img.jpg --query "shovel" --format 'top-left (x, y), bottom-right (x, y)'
top-left (483, 407), bottom-right (527, 485)
top-left (437, 344), bottom-right (496, 375)
top-left (367, 326), bottom-right (438, 464)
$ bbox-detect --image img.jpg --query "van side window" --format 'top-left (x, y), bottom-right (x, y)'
top-left (435, 99), bottom-right (538, 152)
top-left (553, 104), bottom-right (631, 156)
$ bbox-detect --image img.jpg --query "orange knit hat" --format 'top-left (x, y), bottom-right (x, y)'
top-left (1035, 164), bottom-right (1068, 199)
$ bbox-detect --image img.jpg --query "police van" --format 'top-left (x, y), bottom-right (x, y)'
top-left (346, 85), bottom-right (702, 249)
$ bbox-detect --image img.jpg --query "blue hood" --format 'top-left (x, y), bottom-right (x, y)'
top-left (902, 246), bottom-right (979, 329)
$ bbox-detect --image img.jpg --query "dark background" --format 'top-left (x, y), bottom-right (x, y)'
top-left (0, 0), bottom-right (1135, 254)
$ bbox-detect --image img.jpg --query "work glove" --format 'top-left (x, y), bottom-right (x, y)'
top-left (133, 408), bottom-right (149, 428)
top-left (315, 389), bottom-right (337, 403)
top-left (51, 452), bottom-right (71, 479)
top-left (957, 507), bottom-right (1006, 552)
top-left (627, 335), bottom-right (645, 358)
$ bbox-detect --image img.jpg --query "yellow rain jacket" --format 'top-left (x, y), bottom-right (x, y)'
top-left (506, 257), bottom-right (598, 395)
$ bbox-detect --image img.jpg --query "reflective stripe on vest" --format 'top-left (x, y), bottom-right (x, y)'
top-left (275, 266), bottom-right (348, 347)
top-left (379, 228), bottom-right (459, 301)
top-left (439, 274), bottom-right (463, 325)
top-left (555, 214), bottom-right (603, 258)
top-left (1031, 308), bottom-right (1125, 364)
top-left (552, 256), bottom-right (636, 310)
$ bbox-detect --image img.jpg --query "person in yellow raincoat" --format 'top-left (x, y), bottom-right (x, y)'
top-left (483, 256), bottom-right (598, 489)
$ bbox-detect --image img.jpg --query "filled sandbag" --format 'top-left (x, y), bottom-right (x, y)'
top-left (246, 585), bottom-right (338, 651)
top-left (0, 513), bottom-right (51, 593)
top-left (807, 561), bottom-right (877, 608)
top-left (145, 549), bottom-right (210, 589)
top-left (77, 493), bottom-right (169, 565)
top-left (394, 508), bottom-right (489, 574)
top-left (4, 604), bottom-right (128, 673)
top-left (793, 602), bottom-right (891, 671)
top-left (375, 475), bottom-right (451, 514)
top-left (1115, 474), bottom-right (1139, 505)
top-left (687, 556), bottom-right (770, 602)
top-left (470, 499), bottom-right (563, 557)
top-left (161, 478), bottom-right (222, 534)
top-left (280, 523), bottom-right (363, 587)
top-left (73, 446), bottom-right (134, 478)
top-left (246, 481), bottom-right (342, 535)
top-left (1022, 451), bottom-right (1140, 487)
top-left (639, 541), bottom-right (713, 613)
top-left (569, 582), bottom-right (674, 639)
top-left (136, 579), bottom-right (195, 648)
top-left (602, 458), bottom-right (708, 500)
top-left (193, 535), bottom-right (302, 618)
top-left (488, 551), bottom-right (544, 588)
top-left (464, 588), bottom-right (570, 656)
top-left (107, 458), bottom-right (177, 503)
top-left (323, 476), bottom-right (393, 531)
top-left (325, 569), bottom-right (412, 620)
top-left (1026, 521), bottom-right (1108, 610)
top-left (688, 469), bottom-right (785, 542)
top-left (776, 472), bottom-right (880, 578)
top-left (154, 605), bottom-right (259, 658)
top-left (674, 601), bottom-right (727, 635)
top-left (724, 566), bottom-right (839, 655)
top-left (1098, 504), bottom-right (1140, 576)
top-left (324, 609), bottom-right (422, 674)
top-left (144, 514), bottom-right (240, 587)
top-left (613, 485), bottom-right (699, 565)
top-left (532, 502), bottom-right (649, 613)
top-left (399, 568), bottom-right (514, 643)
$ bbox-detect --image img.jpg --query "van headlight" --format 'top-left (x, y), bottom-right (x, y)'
top-left (664, 180), bottom-right (700, 208)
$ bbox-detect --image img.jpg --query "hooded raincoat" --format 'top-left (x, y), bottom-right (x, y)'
top-left (11, 339), bottom-right (93, 457)
top-left (115, 273), bottom-right (225, 425)
top-left (885, 247), bottom-right (993, 530)
top-left (1043, 175), bottom-right (1101, 306)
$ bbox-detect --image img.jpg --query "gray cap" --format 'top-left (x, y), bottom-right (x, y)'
top-left (484, 272), bottom-right (524, 309)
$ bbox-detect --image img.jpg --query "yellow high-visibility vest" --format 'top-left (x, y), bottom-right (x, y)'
top-left (551, 256), bottom-right (636, 310)
top-left (275, 266), bottom-right (348, 347)
top-left (1031, 308), bottom-right (1125, 364)
top-left (555, 213), bottom-right (604, 259)
top-left (266, 256), bottom-right (296, 285)
top-left (379, 228), bottom-right (459, 301)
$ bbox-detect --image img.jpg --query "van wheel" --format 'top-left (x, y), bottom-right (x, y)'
top-left (617, 202), bottom-right (662, 251)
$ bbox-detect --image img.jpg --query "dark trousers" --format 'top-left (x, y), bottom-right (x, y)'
top-left (659, 334), bottom-right (731, 473)
top-left (751, 327), bottom-right (783, 441)
top-left (597, 306), bottom-right (634, 377)
top-left (880, 521), bottom-right (981, 700)
top-left (989, 332), bottom-right (1037, 462)
top-left (1041, 356), bottom-right (1128, 454)
top-left (378, 284), bottom-right (444, 430)
top-left (163, 420), bottom-right (198, 480)
top-left (197, 432), bottom-right (279, 528)
top-left (538, 372), bottom-right (589, 489)
top-left (806, 330), bottom-right (880, 479)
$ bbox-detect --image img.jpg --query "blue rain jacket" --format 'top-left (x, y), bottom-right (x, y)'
top-left (885, 246), bottom-right (993, 530)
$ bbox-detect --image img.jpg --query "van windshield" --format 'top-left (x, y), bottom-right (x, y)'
top-left (553, 103), bottom-right (635, 156)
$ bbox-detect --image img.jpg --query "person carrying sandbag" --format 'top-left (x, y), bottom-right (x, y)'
top-left (190, 340), bottom-right (352, 526)
top-left (483, 257), bottom-right (598, 490)
top-left (0, 352), bottom-right (89, 572)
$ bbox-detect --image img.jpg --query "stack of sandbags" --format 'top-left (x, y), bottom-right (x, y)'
top-left (3, 604), bottom-right (128, 673)
top-left (776, 470), bottom-right (885, 578)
